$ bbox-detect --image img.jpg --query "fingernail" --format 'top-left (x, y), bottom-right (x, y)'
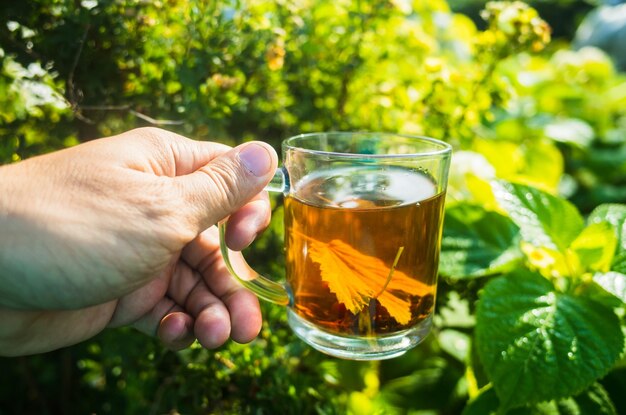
top-left (238, 143), bottom-right (272, 177)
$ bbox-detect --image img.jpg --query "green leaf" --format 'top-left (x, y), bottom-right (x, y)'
top-left (588, 204), bottom-right (626, 271)
top-left (492, 181), bottom-right (584, 252)
top-left (588, 205), bottom-right (626, 247)
top-left (462, 386), bottom-right (499, 415)
top-left (544, 118), bottom-right (594, 148)
top-left (440, 204), bottom-right (523, 278)
top-left (437, 291), bottom-right (476, 329)
top-left (560, 382), bottom-right (617, 415)
top-left (438, 329), bottom-right (470, 362)
top-left (593, 272), bottom-right (626, 304)
top-left (570, 222), bottom-right (617, 272)
top-left (612, 251), bottom-right (626, 274)
top-left (463, 383), bottom-right (617, 415)
top-left (476, 270), bottom-right (624, 411)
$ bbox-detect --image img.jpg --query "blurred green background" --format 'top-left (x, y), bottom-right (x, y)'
top-left (1, 0), bottom-right (625, 414)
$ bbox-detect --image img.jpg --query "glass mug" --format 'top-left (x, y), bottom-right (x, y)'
top-left (218, 132), bottom-right (451, 360)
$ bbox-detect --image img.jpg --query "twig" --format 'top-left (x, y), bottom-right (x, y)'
top-left (373, 246), bottom-right (405, 299)
top-left (79, 105), bottom-right (130, 111)
top-left (64, 25), bottom-right (183, 127)
top-left (129, 109), bottom-right (185, 126)
top-left (67, 24), bottom-right (90, 109)
top-left (75, 105), bottom-right (185, 126)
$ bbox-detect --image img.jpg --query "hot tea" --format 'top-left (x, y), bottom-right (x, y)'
top-left (284, 166), bottom-right (445, 337)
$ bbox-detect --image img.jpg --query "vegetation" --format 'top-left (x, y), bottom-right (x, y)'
top-left (1, 0), bottom-right (625, 413)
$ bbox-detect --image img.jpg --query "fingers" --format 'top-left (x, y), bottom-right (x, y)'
top-left (157, 312), bottom-right (195, 351)
top-left (182, 227), bottom-right (262, 342)
top-left (216, 286), bottom-right (262, 344)
top-left (224, 192), bottom-right (271, 251)
top-left (180, 269), bottom-right (232, 348)
top-left (131, 260), bottom-right (233, 350)
top-left (141, 245), bottom-right (262, 349)
top-left (175, 141), bottom-right (278, 234)
top-left (100, 128), bottom-right (277, 237)
top-left (108, 127), bottom-right (232, 176)
top-left (131, 298), bottom-right (195, 351)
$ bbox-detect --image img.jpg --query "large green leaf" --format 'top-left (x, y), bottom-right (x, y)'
top-left (462, 383), bottom-right (617, 415)
top-left (476, 270), bottom-right (624, 411)
top-left (491, 181), bottom-right (584, 252)
top-left (440, 203), bottom-right (523, 278)
top-left (588, 204), bottom-right (626, 271)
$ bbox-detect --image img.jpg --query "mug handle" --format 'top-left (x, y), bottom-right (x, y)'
top-left (217, 167), bottom-right (291, 306)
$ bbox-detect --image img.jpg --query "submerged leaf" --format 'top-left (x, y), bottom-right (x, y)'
top-left (308, 238), bottom-right (427, 325)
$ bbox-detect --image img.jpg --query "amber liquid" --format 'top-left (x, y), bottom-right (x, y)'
top-left (284, 166), bottom-right (445, 337)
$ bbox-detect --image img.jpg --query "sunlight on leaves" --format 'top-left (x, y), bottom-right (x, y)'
top-left (475, 139), bottom-right (562, 194)
top-left (520, 242), bottom-right (572, 278)
top-left (570, 222), bottom-right (617, 273)
top-left (593, 272), bottom-right (626, 304)
top-left (588, 204), bottom-right (626, 261)
top-left (492, 180), bottom-right (584, 252)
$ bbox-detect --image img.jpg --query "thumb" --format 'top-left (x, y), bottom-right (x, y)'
top-left (176, 141), bottom-right (278, 233)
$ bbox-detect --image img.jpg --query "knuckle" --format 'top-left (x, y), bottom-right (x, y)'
top-left (133, 126), bottom-right (168, 142)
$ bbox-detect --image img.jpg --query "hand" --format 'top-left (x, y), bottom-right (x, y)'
top-left (0, 127), bottom-right (278, 356)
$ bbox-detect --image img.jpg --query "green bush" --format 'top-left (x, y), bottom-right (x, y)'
top-left (1, 0), bottom-right (625, 414)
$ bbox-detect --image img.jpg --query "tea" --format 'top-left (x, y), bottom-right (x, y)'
top-left (284, 166), bottom-right (445, 337)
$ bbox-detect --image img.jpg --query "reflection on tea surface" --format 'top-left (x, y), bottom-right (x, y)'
top-left (285, 167), bottom-right (445, 337)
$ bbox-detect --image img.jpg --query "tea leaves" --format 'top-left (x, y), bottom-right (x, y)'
top-left (476, 270), bottom-right (624, 411)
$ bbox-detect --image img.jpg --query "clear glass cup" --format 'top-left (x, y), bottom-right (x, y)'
top-left (219, 132), bottom-right (452, 360)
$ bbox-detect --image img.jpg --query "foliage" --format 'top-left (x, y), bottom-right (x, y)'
top-left (441, 179), bottom-right (626, 413)
top-left (1, 0), bottom-right (626, 414)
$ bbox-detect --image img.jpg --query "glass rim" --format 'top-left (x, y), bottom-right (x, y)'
top-left (282, 132), bottom-right (452, 159)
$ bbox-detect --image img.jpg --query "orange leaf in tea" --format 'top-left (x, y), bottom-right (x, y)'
top-left (308, 238), bottom-right (425, 325)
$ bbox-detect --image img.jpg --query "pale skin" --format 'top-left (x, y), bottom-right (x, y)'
top-left (0, 127), bottom-right (278, 356)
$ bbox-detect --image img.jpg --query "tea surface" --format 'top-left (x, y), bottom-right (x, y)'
top-left (284, 167), bottom-right (445, 336)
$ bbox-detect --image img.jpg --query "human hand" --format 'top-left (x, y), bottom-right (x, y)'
top-left (0, 127), bottom-right (278, 356)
